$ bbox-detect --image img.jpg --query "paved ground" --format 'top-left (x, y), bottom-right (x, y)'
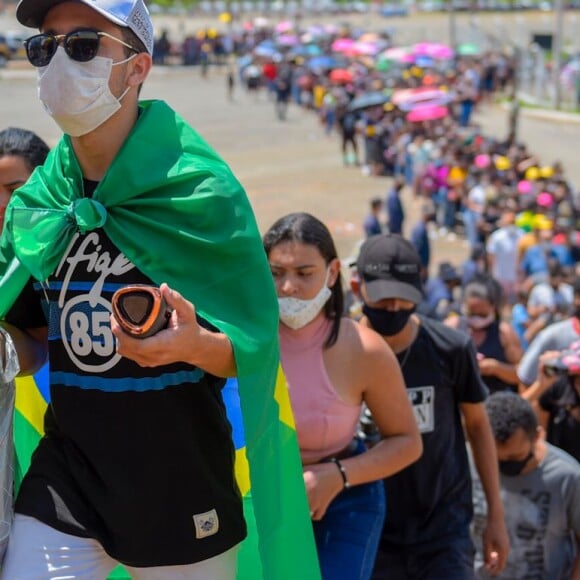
top-left (1, 10), bottom-right (579, 267)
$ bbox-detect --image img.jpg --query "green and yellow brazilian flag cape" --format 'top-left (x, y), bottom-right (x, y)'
top-left (0, 100), bottom-right (320, 579)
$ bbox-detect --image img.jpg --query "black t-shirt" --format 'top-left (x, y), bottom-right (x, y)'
top-left (540, 378), bottom-right (580, 462)
top-left (379, 316), bottom-right (488, 549)
top-left (6, 227), bottom-right (246, 566)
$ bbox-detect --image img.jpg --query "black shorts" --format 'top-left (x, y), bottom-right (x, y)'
top-left (372, 533), bottom-right (475, 580)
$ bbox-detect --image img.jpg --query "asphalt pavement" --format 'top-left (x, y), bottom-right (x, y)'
top-left (1, 9), bottom-right (579, 267)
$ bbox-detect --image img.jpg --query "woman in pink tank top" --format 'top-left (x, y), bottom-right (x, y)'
top-left (264, 213), bottom-right (422, 580)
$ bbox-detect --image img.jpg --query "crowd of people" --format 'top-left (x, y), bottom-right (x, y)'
top-left (0, 1), bottom-right (579, 579)
top-left (226, 15), bottom-right (579, 580)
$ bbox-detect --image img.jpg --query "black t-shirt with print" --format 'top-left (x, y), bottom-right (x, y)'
top-left (6, 227), bottom-right (246, 567)
top-left (379, 315), bottom-right (488, 549)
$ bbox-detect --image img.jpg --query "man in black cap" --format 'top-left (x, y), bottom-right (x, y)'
top-left (353, 234), bottom-right (510, 579)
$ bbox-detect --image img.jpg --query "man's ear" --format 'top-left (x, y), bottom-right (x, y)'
top-left (127, 53), bottom-right (152, 88)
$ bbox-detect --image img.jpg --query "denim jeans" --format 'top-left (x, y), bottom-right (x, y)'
top-left (462, 208), bottom-right (481, 248)
top-left (313, 473), bottom-right (386, 580)
top-left (460, 100), bottom-right (474, 127)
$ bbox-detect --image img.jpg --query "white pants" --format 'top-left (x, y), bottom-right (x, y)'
top-left (1, 515), bottom-right (238, 580)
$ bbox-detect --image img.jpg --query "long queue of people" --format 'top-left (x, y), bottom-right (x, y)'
top-left (243, 22), bottom-right (580, 580)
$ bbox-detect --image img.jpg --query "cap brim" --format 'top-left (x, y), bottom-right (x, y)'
top-left (17, 0), bottom-right (126, 28)
top-left (17, 0), bottom-right (55, 27)
top-left (364, 278), bottom-right (423, 304)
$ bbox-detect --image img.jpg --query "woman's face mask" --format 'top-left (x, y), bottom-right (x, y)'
top-left (38, 46), bottom-right (135, 137)
top-left (465, 312), bottom-right (495, 330)
top-left (278, 269), bottom-right (332, 330)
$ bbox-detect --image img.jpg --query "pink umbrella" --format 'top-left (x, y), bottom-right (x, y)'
top-left (392, 87), bottom-right (448, 105)
top-left (275, 20), bottom-right (294, 33)
top-left (347, 41), bottom-right (382, 57)
top-left (537, 192), bottom-right (554, 207)
top-left (331, 38), bottom-right (355, 52)
top-left (406, 105), bottom-right (449, 122)
top-left (517, 180), bottom-right (533, 194)
top-left (413, 42), bottom-right (454, 60)
top-left (380, 46), bottom-right (413, 61)
top-left (399, 95), bottom-right (455, 111)
top-left (474, 154), bottom-right (491, 169)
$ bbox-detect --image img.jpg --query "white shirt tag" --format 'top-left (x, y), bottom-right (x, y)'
top-left (193, 509), bottom-right (219, 539)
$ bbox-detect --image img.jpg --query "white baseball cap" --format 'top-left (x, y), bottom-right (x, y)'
top-left (16, 0), bottom-right (154, 55)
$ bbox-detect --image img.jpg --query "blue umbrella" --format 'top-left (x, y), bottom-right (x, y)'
top-left (254, 45), bottom-right (280, 58)
top-left (347, 91), bottom-right (390, 112)
top-left (257, 39), bottom-right (276, 49)
top-left (237, 54), bottom-right (253, 70)
top-left (414, 55), bottom-right (434, 68)
top-left (307, 55), bottom-right (338, 71)
top-left (290, 44), bottom-right (323, 57)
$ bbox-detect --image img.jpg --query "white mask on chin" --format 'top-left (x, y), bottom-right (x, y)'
top-left (38, 46), bottom-right (135, 137)
top-left (278, 269), bottom-right (332, 330)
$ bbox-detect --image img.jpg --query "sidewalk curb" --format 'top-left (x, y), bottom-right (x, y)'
top-left (499, 101), bottom-right (580, 125)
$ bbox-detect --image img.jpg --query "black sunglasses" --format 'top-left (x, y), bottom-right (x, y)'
top-left (24, 28), bottom-right (137, 68)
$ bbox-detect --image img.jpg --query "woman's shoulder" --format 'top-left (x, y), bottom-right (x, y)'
top-left (336, 317), bottom-right (393, 360)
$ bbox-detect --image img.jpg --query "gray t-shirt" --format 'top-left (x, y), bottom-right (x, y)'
top-left (527, 282), bottom-right (573, 313)
top-left (517, 318), bottom-right (580, 386)
top-left (470, 443), bottom-right (580, 579)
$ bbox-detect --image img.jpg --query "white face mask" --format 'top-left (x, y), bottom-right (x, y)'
top-left (278, 269), bottom-right (332, 330)
top-left (38, 47), bottom-right (134, 137)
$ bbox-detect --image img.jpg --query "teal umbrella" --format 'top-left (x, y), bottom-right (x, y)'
top-left (457, 43), bottom-right (481, 56)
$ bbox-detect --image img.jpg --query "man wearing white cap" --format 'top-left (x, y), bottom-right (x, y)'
top-left (0, 0), bottom-right (283, 577)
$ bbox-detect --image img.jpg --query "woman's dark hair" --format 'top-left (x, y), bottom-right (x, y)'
top-left (463, 273), bottom-right (503, 318)
top-left (263, 212), bottom-right (344, 348)
top-left (485, 392), bottom-right (538, 443)
top-left (0, 127), bottom-right (49, 172)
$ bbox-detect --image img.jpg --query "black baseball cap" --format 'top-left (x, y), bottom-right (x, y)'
top-left (356, 234), bottom-right (424, 304)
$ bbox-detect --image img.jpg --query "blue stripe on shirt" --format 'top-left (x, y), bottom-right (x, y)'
top-left (34, 281), bottom-right (127, 293)
top-left (50, 369), bottom-right (205, 392)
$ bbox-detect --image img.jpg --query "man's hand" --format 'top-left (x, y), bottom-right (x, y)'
top-left (112, 283), bottom-right (201, 368)
top-left (537, 350), bottom-right (563, 389)
top-left (111, 283), bottom-right (236, 377)
top-left (482, 513), bottom-right (510, 575)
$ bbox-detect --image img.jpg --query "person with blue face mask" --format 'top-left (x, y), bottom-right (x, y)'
top-left (352, 233), bottom-right (511, 580)
top-left (264, 213), bottom-right (422, 580)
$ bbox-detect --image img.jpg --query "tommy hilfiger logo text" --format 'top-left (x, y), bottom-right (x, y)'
top-left (193, 509), bottom-right (219, 539)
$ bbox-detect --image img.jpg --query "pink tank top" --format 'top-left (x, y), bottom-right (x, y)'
top-left (279, 316), bottom-right (361, 464)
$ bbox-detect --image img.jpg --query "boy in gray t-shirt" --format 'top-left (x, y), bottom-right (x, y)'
top-left (470, 392), bottom-right (580, 579)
